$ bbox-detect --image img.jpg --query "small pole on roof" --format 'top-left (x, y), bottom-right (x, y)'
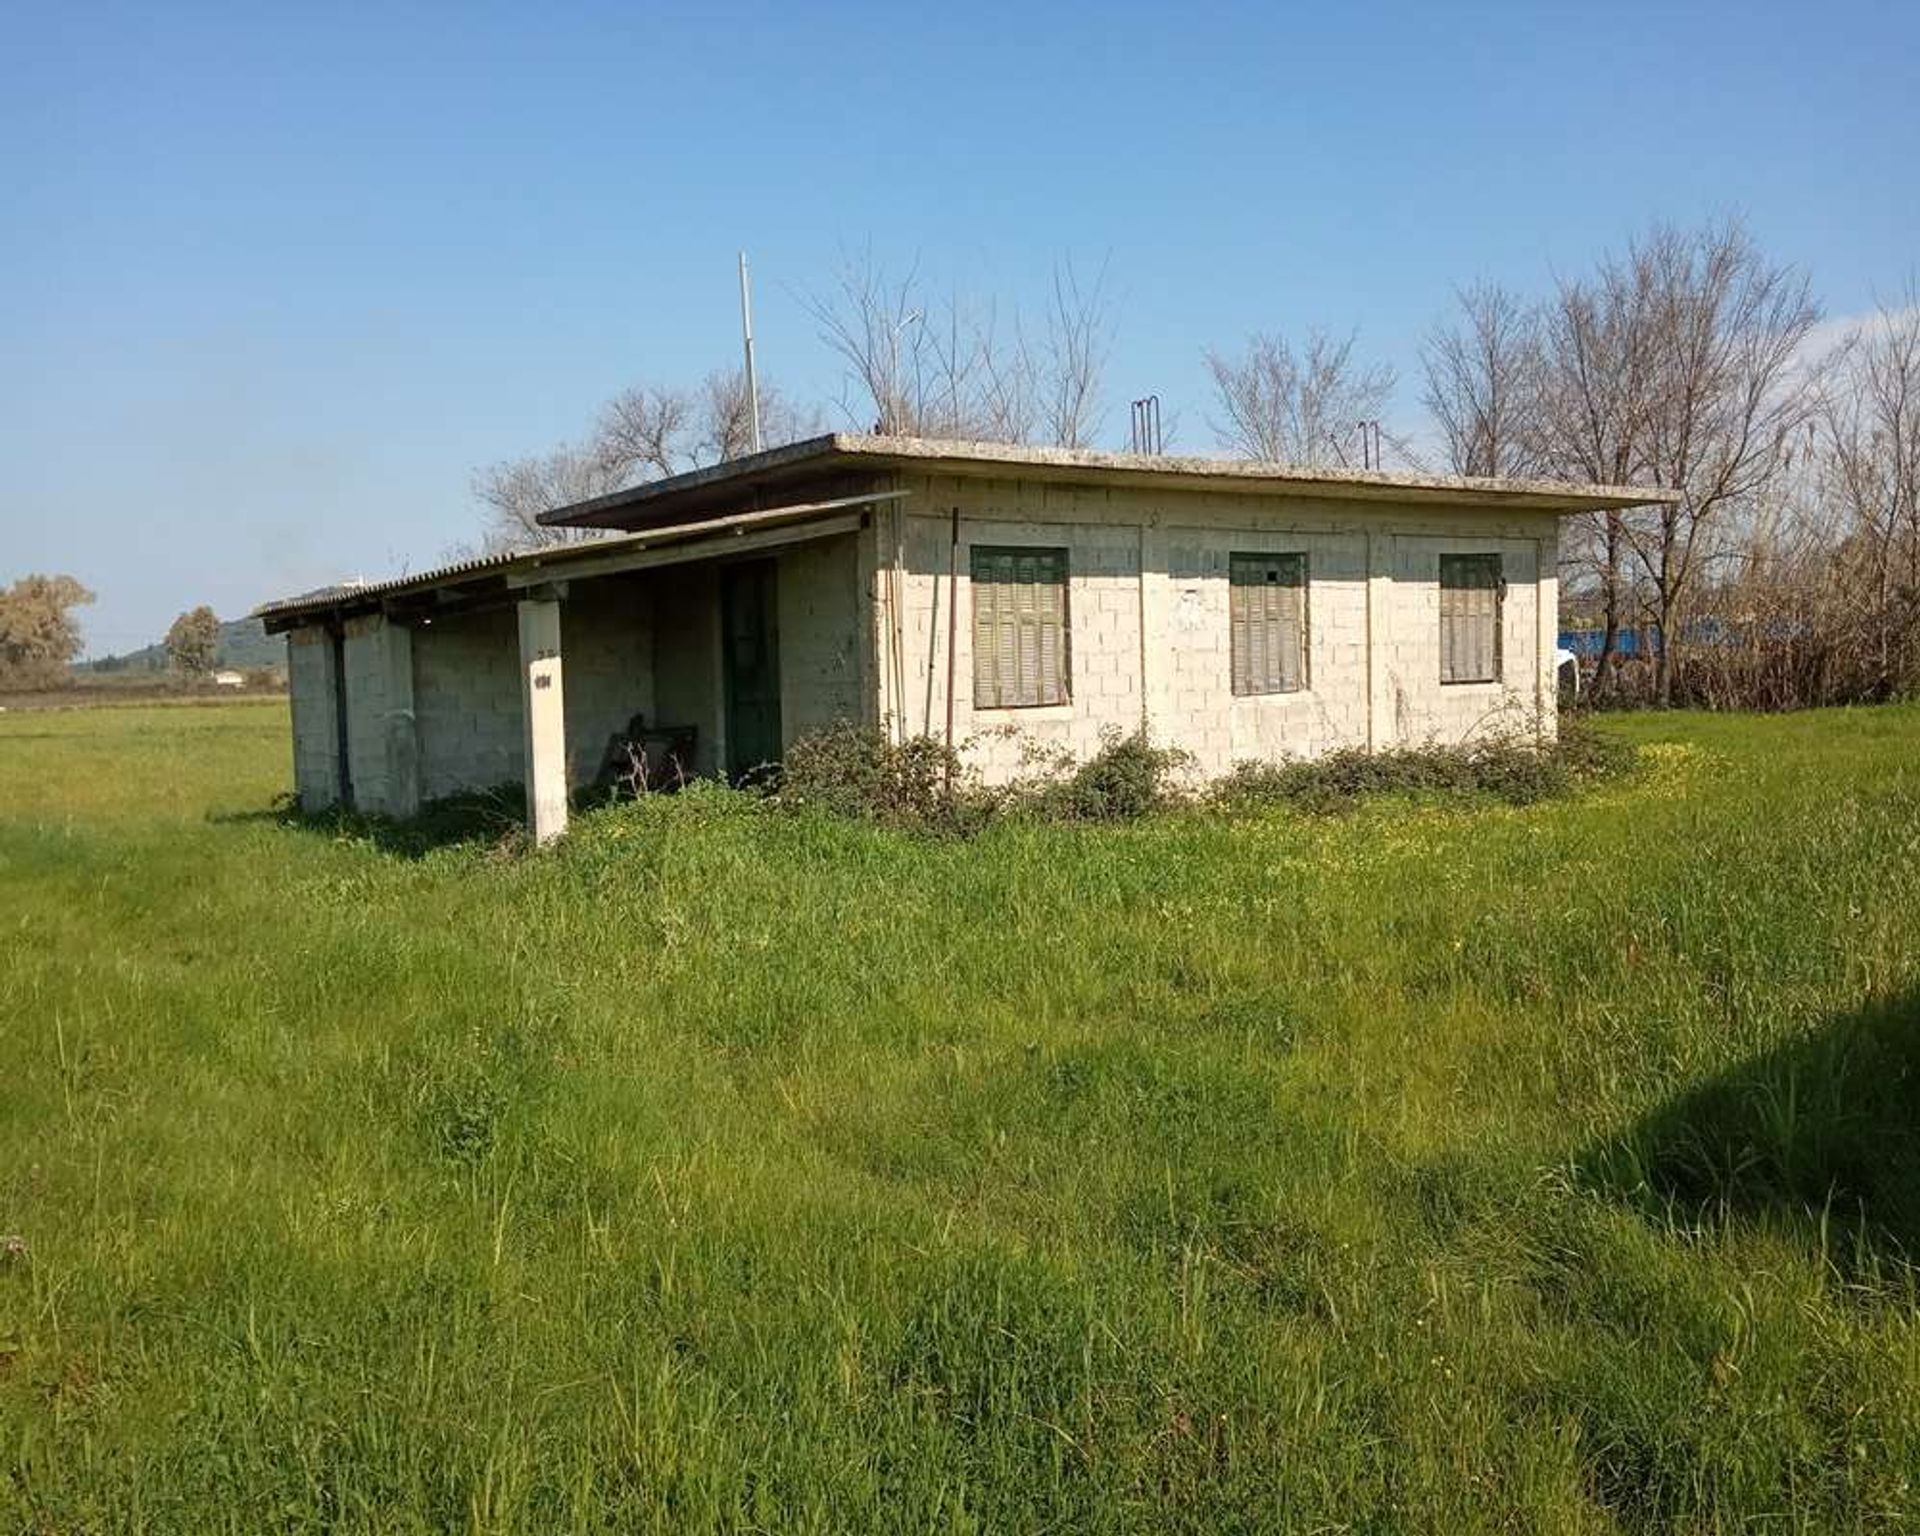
top-left (739, 251), bottom-right (763, 456)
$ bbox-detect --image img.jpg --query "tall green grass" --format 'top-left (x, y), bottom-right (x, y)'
top-left (2, 701), bottom-right (1917, 1532)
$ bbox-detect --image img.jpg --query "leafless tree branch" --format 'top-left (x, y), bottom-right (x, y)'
top-left (1203, 328), bottom-right (1394, 465)
top-left (1421, 281), bottom-right (1545, 477)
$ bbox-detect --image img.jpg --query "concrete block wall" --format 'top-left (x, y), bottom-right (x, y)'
top-left (292, 573), bottom-right (692, 814)
top-left (878, 471), bottom-right (1561, 786)
top-left (890, 490), bottom-right (1146, 779)
top-left (286, 626), bottom-right (342, 811)
top-left (1163, 527), bottom-right (1370, 776)
top-left (279, 488), bottom-right (1560, 819)
top-left (1382, 534), bottom-right (1547, 746)
top-left (650, 564), bottom-right (722, 777)
top-left (411, 583), bottom-right (661, 801)
top-left (563, 575), bottom-right (656, 786)
top-left (340, 615), bottom-right (415, 813)
top-left (412, 607), bottom-right (523, 800)
top-left (287, 613), bottom-right (419, 816)
top-left (777, 533), bottom-right (865, 741)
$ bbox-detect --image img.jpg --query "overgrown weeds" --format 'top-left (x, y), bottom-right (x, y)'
top-left (1032, 729), bottom-right (1191, 822)
top-left (775, 721), bottom-right (985, 835)
top-left (1212, 718), bottom-right (1636, 813)
top-left (769, 718), bottom-right (1634, 833)
top-left (772, 722), bottom-right (1192, 833)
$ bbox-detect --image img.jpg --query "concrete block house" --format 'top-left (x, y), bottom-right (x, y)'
top-left (258, 436), bottom-right (1671, 841)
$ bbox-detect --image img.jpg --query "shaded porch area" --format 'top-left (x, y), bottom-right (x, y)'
top-left (264, 496), bottom-right (888, 841)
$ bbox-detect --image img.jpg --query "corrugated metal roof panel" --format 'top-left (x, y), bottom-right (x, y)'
top-left (254, 491), bottom-right (902, 628)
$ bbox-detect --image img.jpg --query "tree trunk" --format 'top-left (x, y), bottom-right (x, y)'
top-left (1654, 517), bottom-right (1679, 709)
top-left (1593, 513), bottom-right (1623, 697)
top-left (1654, 595), bottom-right (1675, 707)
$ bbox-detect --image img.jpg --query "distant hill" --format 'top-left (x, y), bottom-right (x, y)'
top-left (84, 616), bottom-right (284, 674)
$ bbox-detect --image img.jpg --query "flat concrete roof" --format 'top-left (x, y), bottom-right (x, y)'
top-left (539, 432), bottom-right (1679, 531)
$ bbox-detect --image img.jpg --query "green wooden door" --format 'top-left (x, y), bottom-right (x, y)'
top-left (722, 559), bottom-right (782, 781)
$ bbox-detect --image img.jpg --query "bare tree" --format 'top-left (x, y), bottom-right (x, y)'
top-left (693, 369), bottom-right (820, 463)
top-left (1815, 288), bottom-right (1920, 694)
top-left (974, 302), bottom-right (1039, 445)
top-left (1203, 329), bottom-right (1394, 466)
top-left (1537, 252), bottom-right (1660, 695)
top-left (1535, 223), bottom-right (1819, 703)
top-left (804, 251), bottom-right (1114, 446)
top-left (1623, 222), bottom-right (1820, 704)
top-left (807, 253), bottom-right (940, 435)
top-left (1421, 281), bottom-right (1545, 477)
top-left (473, 441), bottom-right (638, 552)
top-left (1039, 258), bottom-right (1113, 449)
top-left (596, 384), bottom-right (695, 483)
top-left (475, 369), bottom-right (819, 552)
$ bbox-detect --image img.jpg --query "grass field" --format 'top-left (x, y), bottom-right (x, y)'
top-left (3, 699), bottom-right (1918, 1533)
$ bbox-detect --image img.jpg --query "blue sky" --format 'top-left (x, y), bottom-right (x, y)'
top-left (5, 1), bottom-right (1916, 655)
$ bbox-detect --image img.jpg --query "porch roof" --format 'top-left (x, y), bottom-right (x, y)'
top-left (254, 492), bottom-right (894, 633)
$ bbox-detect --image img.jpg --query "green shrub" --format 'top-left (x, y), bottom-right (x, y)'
top-left (774, 721), bottom-right (983, 834)
top-left (1028, 728), bottom-right (1190, 823)
top-left (772, 720), bottom-right (1633, 832)
top-left (1213, 721), bottom-right (1636, 814)
top-left (774, 723), bottom-right (1193, 832)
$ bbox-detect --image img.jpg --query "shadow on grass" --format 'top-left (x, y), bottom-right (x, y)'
top-left (1586, 988), bottom-right (1920, 1268)
top-left (213, 785), bottom-right (537, 858)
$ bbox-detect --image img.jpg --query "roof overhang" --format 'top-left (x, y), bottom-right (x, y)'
top-left (255, 492), bottom-right (895, 633)
top-left (539, 432), bottom-right (1681, 532)
top-left (259, 436), bottom-right (1680, 632)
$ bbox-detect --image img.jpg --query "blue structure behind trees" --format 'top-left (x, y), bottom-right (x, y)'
top-left (1560, 626), bottom-right (1662, 659)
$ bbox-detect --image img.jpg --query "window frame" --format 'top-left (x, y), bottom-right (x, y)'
top-left (1438, 552), bottom-right (1505, 685)
top-left (969, 545), bottom-right (1072, 710)
top-left (1227, 550), bottom-right (1310, 697)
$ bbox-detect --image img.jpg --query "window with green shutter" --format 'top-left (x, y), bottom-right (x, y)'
top-left (1439, 553), bottom-right (1503, 683)
top-left (1229, 552), bottom-right (1308, 695)
top-left (971, 546), bottom-right (1070, 708)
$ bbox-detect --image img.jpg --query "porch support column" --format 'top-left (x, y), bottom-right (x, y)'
top-left (517, 590), bottom-right (569, 844)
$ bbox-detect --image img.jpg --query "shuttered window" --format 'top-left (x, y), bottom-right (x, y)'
top-left (1439, 553), bottom-right (1503, 683)
top-left (1229, 553), bottom-right (1308, 695)
top-left (971, 546), bottom-right (1070, 708)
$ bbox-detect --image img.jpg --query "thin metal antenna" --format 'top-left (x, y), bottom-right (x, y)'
top-left (1377, 423), bottom-right (1435, 475)
top-left (738, 251), bottom-right (762, 454)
